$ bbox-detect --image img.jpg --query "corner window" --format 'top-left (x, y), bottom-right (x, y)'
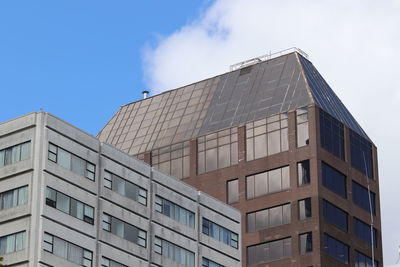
top-left (299, 198), bottom-right (312, 220)
top-left (297, 107), bottom-right (309, 147)
top-left (297, 160), bottom-right (310, 186)
top-left (227, 179), bottom-right (239, 204)
top-left (299, 232), bottom-right (312, 255)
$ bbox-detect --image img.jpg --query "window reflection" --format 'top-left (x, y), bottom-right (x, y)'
top-left (152, 141), bottom-right (190, 179)
top-left (246, 166), bottom-right (290, 199)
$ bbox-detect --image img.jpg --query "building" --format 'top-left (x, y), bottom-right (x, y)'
top-left (0, 112), bottom-right (241, 267)
top-left (98, 48), bottom-right (383, 266)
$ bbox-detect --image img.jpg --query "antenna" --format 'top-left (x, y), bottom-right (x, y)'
top-left (363, 151), bottom-right (375, 266)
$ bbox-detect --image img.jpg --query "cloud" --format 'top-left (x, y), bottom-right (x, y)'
top-left (143, 0), bottom-right (400, 263)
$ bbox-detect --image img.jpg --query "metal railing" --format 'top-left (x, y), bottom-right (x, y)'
top-left (229, 47), bottom-right (309, 71)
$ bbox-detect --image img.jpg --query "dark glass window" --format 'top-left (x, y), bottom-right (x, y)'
top-left (202, 258), bottom-right (224, 267)
top-left (323, 200), bottom-right (348, 231)
top-left (352, 181), bottom-right (376, 214)
top-left (0, 185), bottom-right (28, 210)
top-left (246, 166), bottom-right (290, 199)
top-left (101, 257), bottom-right (127, 267)
top-left (297, 107), bottom-right (309, 147)
top-left (247, 237), bottom-right (291, 266)
top-left (202, 218), bottom-right (238, 248)
top-left (350, 129), bottom-right (373, 178)
top-left (322, 162), bottom-right (346, 198)
top-left (154, 236), bottom-right (195, 267)
top-left (319, 109), bottom-right (344, 160)
top-left (355, 251), bottom-right (379, 267)
top-left (299, 198), bottom-right (312, 220)
top-left (323, 234), bottom-right (349, 264)
top-left (299, 232), bottom-right (312, 255)
top-left (154, 195), bottom-right (195, 228)
top-left (0, 141), bottom-right (31, 168)
top-left (298, 160), bottom-right (310, 186)
top-left (353, 217), bottom-right (377, 247)
top-left (247, 203), bottom-right (290, 232)
top-left (227, 179), bottom-right (239, 204)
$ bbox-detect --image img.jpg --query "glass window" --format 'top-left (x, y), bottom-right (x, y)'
top-left (352, 181), bottom-right (376, 214)
top-left (299, 198), bottom-right (312, 220)
top-left (246, 166), bottom-right (290, 200)
top-left (298, 160), bottom-right (310, 186)
top-left (323, 234), bottom-right (349, 264)
top-left (227, 179), bottom-right (239, 204)
top-left (247, 203), bottom-right (291, 232)
top-left (0, 231), bottom-right (26, 255)
top-left (319, 109), bottom-right (344, 160)
top-left (101, 257), bottom-right (127, 267)
top-left (355, 251), bottom-right (379, 267)
top-left (0, 141), bottom-right (31, 168)
top-left (350, 129), bottom-right (373, 178)
top-left (353, 217), bottom-right (377, 247)
top-left (202, 218), bottom-right (238, 248)
top-left (247, 237), bottom-right (291, 266)
top-left (0, 185), bottom-right (28, 211)
top-left (154, 195), bottom-right (195, 228)
top-left (152, 141), bottom-right (190, 179)
top-left (323, 200), bottom-right (348, 231)
top-left (202, 257), bottom-right (224, 267)
top-left (297, 107), bottom-right (309, 147)
top-left (299, 232), bottom-right (312, 255)
top-left (154, 237), bottom-right (195, 267)
top-left (322, 162), bottom-right (346, 198)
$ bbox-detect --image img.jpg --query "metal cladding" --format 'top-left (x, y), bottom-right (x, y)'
top-left (98, 51), bottom-right (369, 154)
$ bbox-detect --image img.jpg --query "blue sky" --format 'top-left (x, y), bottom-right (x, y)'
top-left (0, 0), bottom-right (211, 135)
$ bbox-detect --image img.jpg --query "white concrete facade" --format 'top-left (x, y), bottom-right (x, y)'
top-left (0, 112), bottom-right (241, 267)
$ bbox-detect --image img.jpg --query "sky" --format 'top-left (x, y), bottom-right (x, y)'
top-left (1, 0), bottom-right (399, 264)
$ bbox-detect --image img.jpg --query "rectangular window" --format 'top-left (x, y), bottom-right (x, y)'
top-left (0, 231), bottom-right (26, 255)
top-left (0, 185), bottom-right (28, 210)
top-left (45, 187), bottom-right (94, 224)
top-left (297, 160), bottom-right (310, 186)
top-left (227, 179), bottom-right (239, 204)
top-left (247, 237), bottom-right (291, 266)
top-left (104, 170), bottom-right (147, 206)
top-left (48, 143), bottom-right (95, 181)
top-left (247, 203), bottom-right (290, 232)
top-left (152, 141), bottom-right (190, 179)
top-left (246, 166), bottom-right (290, 199)
top-left (102, 213), bottom-right (146, 247)
top-left (352, 181), bottom-right (376, 214)
top-left (297, 107), bottom-right (309, 147)
top-left (355, 251), bottom-right (379, 267)
top-left (202, 218), bottom-right (238, 248)
top-left (322, 162), bottom-right (346, 198)
top-left (154, 195), bottom-right (195, 228)
top-left (299, 198), bottom-right (312, 220)
top-left (319, 109), bottom-right (345, 160)
top-left (323, 200), bottom-right (348, 231)
top-left (154, 237), bottom-right (195, 267)
top-left (101, 257), bottom-right (127, 267)
top-left (43, 233), bottom-right (92, 267)
top-left (299, 232), bottom-right (312, 255)
top-left (246, 114), bottom-right (288, 161)
top-left (323, 234), bottom-right (349, 264)
top-left (0, 141), bottom-right (31, 168)
top-left (353, 217), bottom-right (377, 247)
top-left (350, 129), bottom-right (373, 178)
top-left (202, 257), bottom-right (224, 267)
top-left (198, 127), bottom-right (238, 174)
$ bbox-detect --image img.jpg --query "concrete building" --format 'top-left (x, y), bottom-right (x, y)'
top-left (98, 48), bottom-right (383, 267)
top-left (0, 112), bottom-right (241, 267)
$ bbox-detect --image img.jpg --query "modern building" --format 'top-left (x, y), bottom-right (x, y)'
top-left (0, 112), bottom-right (241, 267)
top-left (98, 48), bottom-right (383, 267)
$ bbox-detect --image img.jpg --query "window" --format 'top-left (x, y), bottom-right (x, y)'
top-left (247, 203), bottom-right (290, 232)
top-left (152, 141), bottom-right (190, 179)
top-left (350, 129), bottom-right (373, 178)
top-left (246, 166), bottom-right (290, 199)
top-left (319, 109), bottom-right (344, 160)
top-left (323, 200), bottom-right (348, 231)
top-left (298, 160), bottom-right (310, 186)
top-left (154, 237), bottom-right (194, 267)
top-left (45, 187), bottom-right (94, 224)
top-left (355, 251), bottom-right (379, 267)
top-left (48, 143), bottom-right (95, 180)
top-left (299, 232), bottom-right (312, 255)
top-left (202, 218), bottom-right (238, 248)
top-left (0, 185), bottom-right (28, 210)
top-left (246, 114), bottom-right (288, 161)
top-left (104, 170), bottom-right (147, 206)
top-left (0, 231), bottom-right (26, 255)
top-left (297, 107), bottom-right (309, 147)
top-left (101, 257), bottom-right (127, 267)
top-left (353, 217), bottom-right (377, 247)
top-left (0, 141), bottom-right (31, 168)
top-left (155, 195), bottom-right (195, 228)
top-left (247, 237), bottom-right (291, 266)
top-left (299, 198), bottom-right (312, 220)
top-left (198, 127), bottom-right (238, 174)
top-left (352, 181), bottom-right (376, 214)
top-left (323, 234), bottom-right (349, 264)
top-left (102, 213), bottom-right (146, 247)
top-left (43, 233), bottom-right (92, 266)
top-left (202, 257), bottom-right (224, 267)
top-left (322, 162), bottom-right (346, 198)
top-left (227, 179), bottom-right (238, 204)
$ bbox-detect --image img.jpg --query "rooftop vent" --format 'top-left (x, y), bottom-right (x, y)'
top-left (142, 90), bottom-right (149, 99)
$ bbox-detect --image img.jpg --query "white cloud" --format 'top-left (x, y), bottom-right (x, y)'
top-left (143, 0), bottom-right (400, 263)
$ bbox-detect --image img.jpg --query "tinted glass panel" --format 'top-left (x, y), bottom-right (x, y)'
top-left (350, 129), bottom-right (373, 178)
top-left (323, 200), bottom-right (348, 231)
top-left (319, 109), bottom-right (344, 159)
top-left (322, 162), bottom-right (346, 198)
